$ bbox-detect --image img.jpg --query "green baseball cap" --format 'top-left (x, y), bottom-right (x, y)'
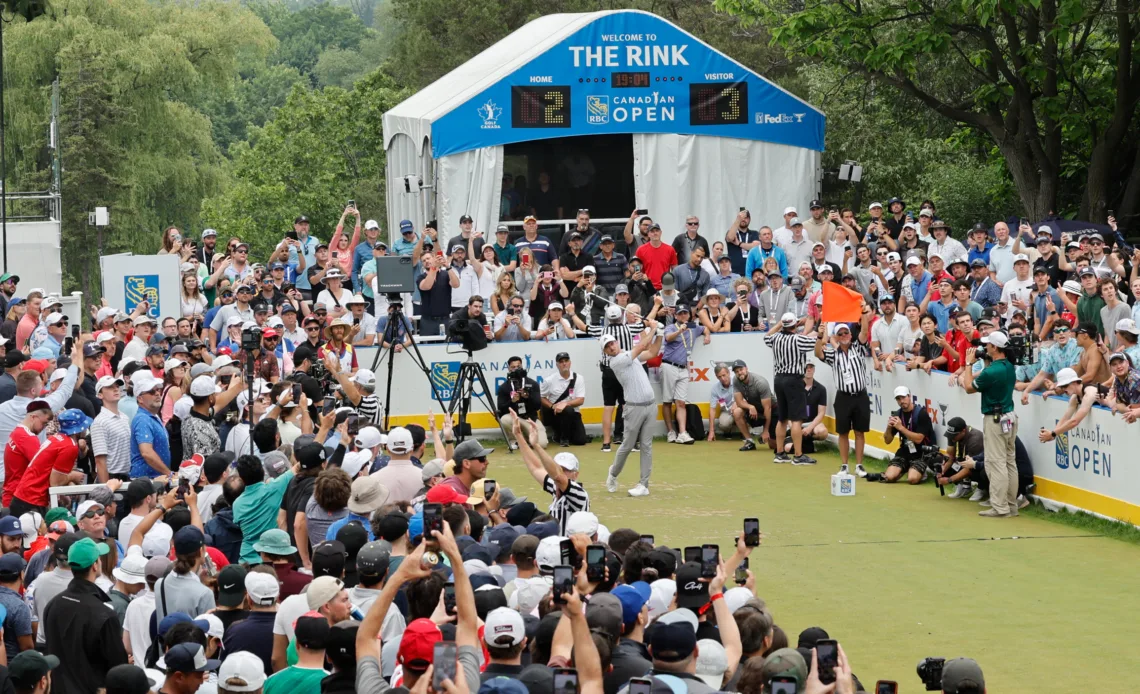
top-left (68, 537), bottom-right (110, 570)
top-left (9, 650), bottom-right (59, 686)
top-left (45, 507), bottom-right (76, 526)
top-left (757, 648), bottom-right (807, 691)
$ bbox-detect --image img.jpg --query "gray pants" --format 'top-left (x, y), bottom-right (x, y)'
top-left (609, 402), bottom-right (654, 487)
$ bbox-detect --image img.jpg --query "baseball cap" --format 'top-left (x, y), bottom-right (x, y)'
top-left (1109, 352), bottom-right (1130, 364)
top-left (166, 643), bottom-right (220, 674)
top-left (649, 621), bottom-right (698, 662)
top-left (584, 592), bottom-right (623, 640)
top-left (1078, 266), bottom-right (1096, 278)
top-left (217, 565), bottom-right (248, 607)
top-left (944, 417), bottom-right (967, 440)
top-left (779, 312), bottom-right (797, 327)
top-left (306, 575), bottom-right (345, 610)
top-left (1116, 318), bottom-right (1140, 335)
top-left (0, 553), bottom-right (26, 578)
top-left (484, 607), bottom-right (526, 646)
top-left (398, 618), bottom-right (442, 668)
top-left (295, 614), bottom-right (331, 650)
top-left (0, 516), bottom-right (23, 538)
top-left (612, 582), bottom-right (652, 625)
top-left (387, 427), bottom-right (414, 454)
top-left (454, 438), bottom-right (494, 461)
top-left (565, 510), bottom-right (598, 537)
top-left (424, 484), bottom-right (479, 507)
top-left (218, 652), bottom-right (266, 692)
top-left (893, 386), bottom-right (911, 398)
top-left (981, 331), bottom-right (1009, 348)
top-left (312, 541), bottom-right (347, 577)
top-left (68, 536), bottom-right (110, 570)
top-left (245, 571), bottom-right (280, 606)
top-left (356, 541), bottom-right (392, 579)
top-left (942, 658), bottom-right (985, 694)
top-left (674, 561), bottom-right (708, 610)
top-left (757, 648), bottom-right (808, 689)
top-left (104, 664), bottom-right (154, 694)
top-left (8, 651), bottom-right (60, 688)
top-left (694, 639), bottom-right (729, 690)
top-left (296, 441), bottom-right (328, 469)
top-left (420, 459), bottom-right (446, 482)
top-left (173, 526), bottom-right (206, 556)
top-left (354, 426), bottom-right (384, 450)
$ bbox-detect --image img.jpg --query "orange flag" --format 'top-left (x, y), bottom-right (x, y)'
top-left (820, 281), bottom-right (864, 323)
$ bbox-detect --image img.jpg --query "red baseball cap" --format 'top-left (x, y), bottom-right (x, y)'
top-left (398, 618), bottom-right (441, 669)
top-left (23, 360), bottom-right (50, 375)
top-left (262, 328), bottom-right (280, 339)
top-left (425, 485), bottom-right (479, 506)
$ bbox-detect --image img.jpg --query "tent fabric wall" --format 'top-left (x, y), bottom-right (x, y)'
top-left (385, 133), bottom-right (435, 238)
top-left (633, 134), bottom-right (820, 245)
top-left (435, 146), bottom-right (504, 246)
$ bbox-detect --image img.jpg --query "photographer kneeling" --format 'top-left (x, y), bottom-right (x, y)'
top-left (863, 386), bottom-right (937, 484)
top-left (497, 356), bottom-right (546, 449)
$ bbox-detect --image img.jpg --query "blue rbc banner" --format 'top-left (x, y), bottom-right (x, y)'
top-left (124, 275), bottom-right (160, 318)
top-left (430, 11), bottom-right (825, 158)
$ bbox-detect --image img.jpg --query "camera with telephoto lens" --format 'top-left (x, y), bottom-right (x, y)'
top-left (916, 657), bottom-right (945, 691)
top-left (241, 325), bottom-right (263, 352)
top-left (1006, 332), bottom-right (1028, 366)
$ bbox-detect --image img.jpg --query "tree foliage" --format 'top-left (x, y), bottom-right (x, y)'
top-left (200, 71), bottom-right (412, 259)
top-left (718, 0), bottom-right (1140, 223)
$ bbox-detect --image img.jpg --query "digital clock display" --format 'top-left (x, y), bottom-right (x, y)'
top-left (511, 86), bottom-right (572, 128)
top-left (689, 82), bottom-right (748, 125)
top-left (611, 71), bottom-right (650, 88)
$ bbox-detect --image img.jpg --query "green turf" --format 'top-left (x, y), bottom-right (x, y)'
top-left (482, 438), bottom-right (1140, 691)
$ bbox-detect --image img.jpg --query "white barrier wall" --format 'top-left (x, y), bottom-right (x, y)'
top-left (362, 332), bottom-right (1139, 524)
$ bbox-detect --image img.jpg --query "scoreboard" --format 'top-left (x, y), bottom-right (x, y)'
top-left (510, 79), bottom-right (748, 128)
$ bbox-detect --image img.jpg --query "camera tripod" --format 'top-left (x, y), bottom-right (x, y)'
top-left (370, 304), bottom-right (448, 430)
top-left (446, 351), bottom-right (511, 445)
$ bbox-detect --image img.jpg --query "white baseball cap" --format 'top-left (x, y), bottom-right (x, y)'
top-left (245, 571), bottom-right (280, 606)
top-left (225, 315), bottom-right (244, 328)
top-left (76, 499), bottom-right (104, 518)
top-left (44, 312), bottom-right (66, 326)
top-left (695, 639), bottom-right (729, 690)
top-left (364, 219), bottom-right (380, 230)
top-left (484, 607), bottom-right (526, 647)
top-left (605, 305), bottom-right (623, 321)
top-left (783, 206), bottom-right (798, 215)
top-left (353, 369), bottom-right (376, 387)
top-left (1013, 253), bottom-right (1030, 263)
top-left (868, 202), bottom-right (883, 210)
top-left (95, 331), bottom-right (115, 344)
top-left (779, 312), bottom-right (797, 326)
top-left (355, 426), bottom-right (384, 450)
top-left (386, 426), bottom-right (414, 454)
top-left (189, 375), bottom-right (219, 397)
top-left (905, 256), bottom-right (922, 266)
top-left (1116, 318), bottom-right (1140, 335)
top-left (48, 368), bottom-right (67, 385)
top-left (600, 334), bottom-right (617, 349)
top-left (553, 452), bottom-right (579, 471)
top-left (535, 535), bottom-right (565, 571)
top-left (893, 386), bottom-right (911, 399)
top-left (1055, 367), bottom-right (1081, 387)
top-left (981, 331), bottom-right (1009, 348)
top-left (96, 376), bottom-right (124, 392)
top-left (217, 651), bottom-right (267, 692)
top-left (565, 511), bottom-right (599, 537)
top-left (95, 307), bottom-right (118, 323)
top-left (132, 373), bottom-right (163, 395)
top-left (212, 355), bottom-right (235, 370)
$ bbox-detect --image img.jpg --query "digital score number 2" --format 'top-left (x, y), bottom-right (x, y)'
top-left (689, 82), bottom-right (748, 125)
top-left (511, 86), bottom-right (572, 128)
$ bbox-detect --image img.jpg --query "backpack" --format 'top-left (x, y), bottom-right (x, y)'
top-left (684, 403), bottom-right (706, 441)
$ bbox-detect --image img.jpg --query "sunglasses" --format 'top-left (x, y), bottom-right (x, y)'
top-left (1053, 327), bottom-right (1070, 333)
top-left (473, 456), bottom-right (488, 463)
top-left (305, 325), bottom-right (321, 331)
top-left (82, 508), bottom-right (105, 519)
top-left (686, 222), bottom-right (699, 226)
top-left (263, 337), bottom-right (279, 343)
top-left (577, 209), bottom-right (589, 214)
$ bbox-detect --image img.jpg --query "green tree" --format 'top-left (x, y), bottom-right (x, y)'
top-left (200, 70), bottom-right (412, 258)
top-left (200, 64), bottom-right (308, 154)
top-left (718, 0), bottom-right (1140, 222)
top-left (3, 0), bottom-right (275, 296)
top-left (253, 1), bottom-right (371, 78)
top-left (313, 36), bottom-right (388, 88)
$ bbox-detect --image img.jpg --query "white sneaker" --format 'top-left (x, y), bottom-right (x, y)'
top-left (667, 431), bottom-right (677, 443)
top-left (606, 474), bottom-right (618, 493)
top-left (979, 499), bottom-right (992, 507)
top-left (839, 464), bottom-right (849, 475)
top-left (969, 488), bottom-right (987, 502)
top-left (675, 432), bottom-right (694, 444)
top-left (1018, 494), bottom-right (1030, 509)
top-left (855, 464), bottom-right (868, 478)
top-left (628, 484), bottom-right (650, 497)
top-left (948, 483), bottom-right (971, 499)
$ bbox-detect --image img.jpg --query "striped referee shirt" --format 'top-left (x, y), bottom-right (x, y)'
top-left (821, 342), bottom-right (872, 394)
top-left (543, 475), bottom-right (590, 534)
top-left (589, 321), bottom-right (643, 367)
top-left (764, 331), bottom-right (818, 375)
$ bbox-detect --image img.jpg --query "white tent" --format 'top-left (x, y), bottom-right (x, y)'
top-left (383, 9), bottom-right (825, 243)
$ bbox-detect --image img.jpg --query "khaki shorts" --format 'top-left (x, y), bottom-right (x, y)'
top-left (661, 362), bottom-right (690, 403)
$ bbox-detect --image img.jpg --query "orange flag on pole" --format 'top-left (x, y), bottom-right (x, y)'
top-left (820, 282), bottom-right (864, 323)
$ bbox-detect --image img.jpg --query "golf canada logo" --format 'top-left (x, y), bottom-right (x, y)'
top-left (477, 99), bottom-right (502, 129)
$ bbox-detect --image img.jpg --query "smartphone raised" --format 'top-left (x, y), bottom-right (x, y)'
top-left (322, 396), bottom-right (336, 415)
top-left (348, 200), bottom-right (356, 209)
top-left (585, 544), bottom-right (606, 583)
top-left (683, 546), bottom-right (700, 564)
top-left (700, 544), bottom-right (719, 579)
top-left (640, 534), bottom-right (654, 546)
top-left (875, 681), bottom-right (898, 694)
top-left (292, 383), bottom-right (302, 404)
top-left (628, 678), bottom-right (653, 694)
top-left (176, 477), bottom-right (190, 501)
top-left (553, 565), bottom-right (574, 605)
top-left (552, 668), bottom-right (579, 694)
top-left (743, 517), bottom-right (760, 547)
top-left (71, 324), bottom-right (81, 340)
top-left (443, 582), bottom-right (456, 615)
top-left (432, 642), bottom-right (457, 690)
top-left (332, 251), bottom-right (339, 259)
top-left (739, 206), bottom-right (746, 212)
top-left (422, 503), bottom-right (444, 536)
top-left (815, 639), bottom-right (839, 685)
top-left (734, 556), bottom-right (749, 585)
top-left (483, 480), bottom-right (497, 500)
top-left (635, 208), bottom-right (649, 216)
top-left (286, 230), bottom-right (298, 241)
top-left (559, 538), bottom-right (579, 568)
top-left (769, 678), bottom-right (797, 694)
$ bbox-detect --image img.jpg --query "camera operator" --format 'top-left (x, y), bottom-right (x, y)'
top-left (492, 295), bottom-right (532, 342)
top-left (863, 386), bottom-right (936, 484)
top-left (235, 327), bottom-right (280, 384)
top-left (541, 352), bottom-right (587, 447)
top-left (208, 284), bottom-right (255, 351)
top-left (497, 356), bottom-right (545, 449)
top-left (962, 331), bottom-right (1020, 518)
top-left (1103, 352), bottom-right (1140, 422)
top-left (450, 295), bottom-right (491, 346)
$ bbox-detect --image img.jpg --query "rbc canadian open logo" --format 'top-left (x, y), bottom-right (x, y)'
top-left (124, 275), bottom-right (160, 318)
top-left (586, 96), bottom-right (609, 125)
top-left (431, 362), bottom-right (462, 400)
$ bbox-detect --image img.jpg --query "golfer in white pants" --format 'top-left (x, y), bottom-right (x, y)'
top-left (603, 321), bottom-right (664, 497)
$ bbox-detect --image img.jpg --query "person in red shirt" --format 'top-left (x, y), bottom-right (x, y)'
top-left (10, 409), bottom-right (91, 516)
top-left (3, 399), bottom-right (53, 507)
top-left (944, 311), bottom-right (978, 376)
top-left (634, 224), bottom-right (678, 289)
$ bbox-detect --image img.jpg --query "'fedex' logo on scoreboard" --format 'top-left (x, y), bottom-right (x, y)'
top-left (755, 112), bottom-right (807, 124)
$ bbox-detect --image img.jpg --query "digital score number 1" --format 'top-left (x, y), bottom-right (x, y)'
top-left (511, 86), bottom-right (572, 128)
top-left (689, 82), bottom-right (749, 125)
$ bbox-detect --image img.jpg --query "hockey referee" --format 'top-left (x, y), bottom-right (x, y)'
top-left (815, 304), bottom-right (874, 475)
top-left (763, 312), bottom-right (819, 464)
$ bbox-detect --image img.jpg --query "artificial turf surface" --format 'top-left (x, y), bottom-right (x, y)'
top-left (481, 437), bottom-right (1140, 692)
